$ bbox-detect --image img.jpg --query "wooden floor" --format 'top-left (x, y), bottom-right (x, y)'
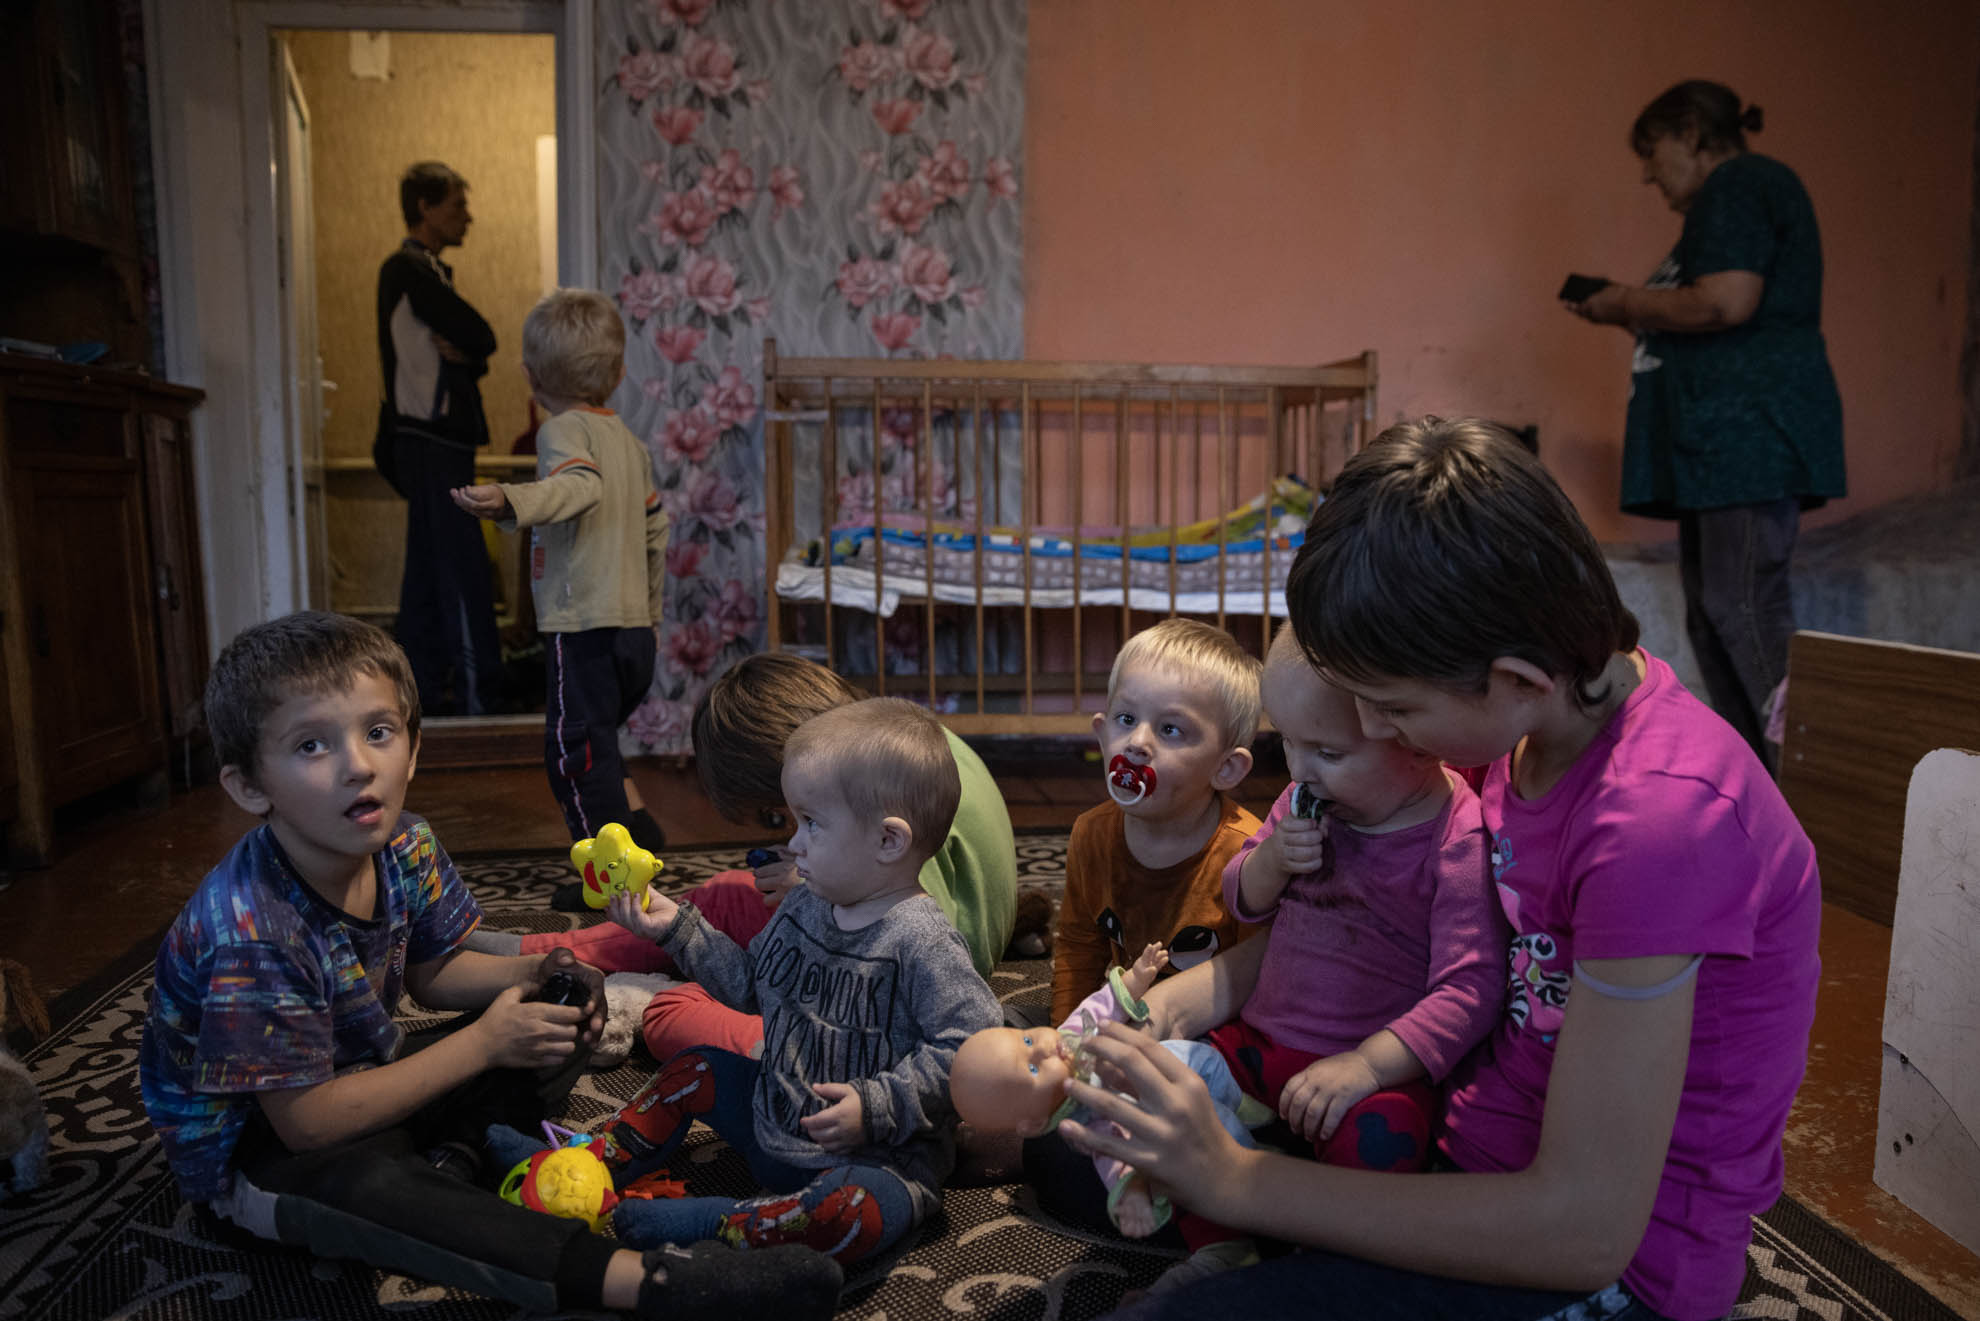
top-left (1, 751), bottom-right (1974, 1316)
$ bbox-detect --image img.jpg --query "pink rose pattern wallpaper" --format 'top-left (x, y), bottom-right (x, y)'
top-left (598, 0), bottom-right (1024, 756)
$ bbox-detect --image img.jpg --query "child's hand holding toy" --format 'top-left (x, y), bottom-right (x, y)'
top-left (1259, 782), bottom-right (1333, 879)
top-left (570, 823), bottom-right (663, 911)
top-left (608, 887), bottom-right (678, 943)
top-left (745, 846), bottom-right (800, 910)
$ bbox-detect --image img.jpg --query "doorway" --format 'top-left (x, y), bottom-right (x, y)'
top-left (274, 27), bottom-right (559, 718)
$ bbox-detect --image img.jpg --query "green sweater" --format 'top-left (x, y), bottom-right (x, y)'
top-left (919, 728), bottom-right (1017, 977)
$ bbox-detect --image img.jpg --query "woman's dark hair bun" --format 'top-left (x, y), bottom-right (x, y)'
top-left (1740, 103), bottom-right (1765, 133)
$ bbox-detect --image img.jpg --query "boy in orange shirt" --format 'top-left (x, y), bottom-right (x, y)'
top-left (1050, 619), bottom-right (1264, 1023)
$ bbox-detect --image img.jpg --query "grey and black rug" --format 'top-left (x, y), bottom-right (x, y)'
top-left (0, 837), bottom-right (1962, 1321)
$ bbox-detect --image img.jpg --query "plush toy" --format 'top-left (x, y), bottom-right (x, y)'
top-left (1, 958), bottom-right (52, 1201)
top-left (593, 971), bottom-right (682, 1069)
top-left (569, 823), bottom-right (663, 911)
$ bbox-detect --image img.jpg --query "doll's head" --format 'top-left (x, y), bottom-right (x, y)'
top-left (950, 1025), bottom-right (1075, 1137)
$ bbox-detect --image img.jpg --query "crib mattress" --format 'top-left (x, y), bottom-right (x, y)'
top-left (774, 541), bottom-right (1295, 619)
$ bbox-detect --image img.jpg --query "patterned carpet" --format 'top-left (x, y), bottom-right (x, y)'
top-left (0, 837), bottom-right (1962, 1321)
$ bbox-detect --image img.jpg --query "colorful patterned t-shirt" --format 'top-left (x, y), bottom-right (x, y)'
top-left (138, 814), bottom-right (481, 1201)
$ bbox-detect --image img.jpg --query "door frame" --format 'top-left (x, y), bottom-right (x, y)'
top-left (145, 0), bottom-right (597, 651)
top-left (272, 38), bottom-right (327, 608)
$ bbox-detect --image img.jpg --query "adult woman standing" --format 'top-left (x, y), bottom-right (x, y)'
top-left (1567, 80), bottom-right (1844, 764)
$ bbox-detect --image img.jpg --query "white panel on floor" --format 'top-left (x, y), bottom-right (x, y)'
top-left (1874, 746), bottom-right (1980, 1254)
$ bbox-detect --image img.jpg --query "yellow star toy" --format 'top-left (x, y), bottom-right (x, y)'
top-left (569, 823), bottom-right (662, 911)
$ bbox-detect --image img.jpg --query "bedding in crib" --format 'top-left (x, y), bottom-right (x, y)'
top-left (776, 475), bottom-right (1315, 618)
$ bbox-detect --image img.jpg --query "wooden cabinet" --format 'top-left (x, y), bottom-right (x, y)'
top-left (141, 409), bottom-right (211, 764)
top-left (0, 357), bottom-right (206, 867)
top-left (0, 0), bottom-right (150, 371)
top-left (0, 0), bottom-right (136, 254)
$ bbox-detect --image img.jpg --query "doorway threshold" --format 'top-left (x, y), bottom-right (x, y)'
top-left (419, 715), bottom-right (542, 770)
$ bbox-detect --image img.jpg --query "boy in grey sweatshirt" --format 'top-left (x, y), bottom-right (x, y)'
top-left (589, 698), bottom-right (1001, 1264)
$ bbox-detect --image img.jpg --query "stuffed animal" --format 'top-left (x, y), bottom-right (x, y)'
top-left (1, 958), bottom-right (52, 1201)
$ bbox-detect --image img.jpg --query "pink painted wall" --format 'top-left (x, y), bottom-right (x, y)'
top-left (1024, 0), bottom-right (1976, 543)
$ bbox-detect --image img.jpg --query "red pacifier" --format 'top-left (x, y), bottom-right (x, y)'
top-left (1107, 755), bottom-right (1157, 806)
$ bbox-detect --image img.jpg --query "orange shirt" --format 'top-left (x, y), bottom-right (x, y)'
top-left (1050, 795), bottom-right (1262, 1023)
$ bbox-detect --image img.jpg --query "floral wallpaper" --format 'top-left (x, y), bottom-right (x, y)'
top-left (597, 0), bottom-right (1025, 757)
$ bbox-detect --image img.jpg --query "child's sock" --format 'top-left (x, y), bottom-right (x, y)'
top-left (634, 1241), bottom-right (842, 1321)
top-left (1147, 1237), bottom-right (1260, 1294)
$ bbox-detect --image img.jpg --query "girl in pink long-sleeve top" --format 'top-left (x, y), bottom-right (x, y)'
top-left (1140, 624), bottom-right (1507, 1295)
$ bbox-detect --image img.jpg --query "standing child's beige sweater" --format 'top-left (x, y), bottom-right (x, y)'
top-left (496, 406), bottom-right (669, 631)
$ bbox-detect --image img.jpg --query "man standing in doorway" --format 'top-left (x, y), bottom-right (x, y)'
top-left (376, 160), bottom-right (505, 716)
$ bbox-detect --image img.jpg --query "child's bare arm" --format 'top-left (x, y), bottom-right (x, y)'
top-left (255, 971), bottom-right (586, 1152)
top-left (1142, 927), bottom-right (1270, 1041)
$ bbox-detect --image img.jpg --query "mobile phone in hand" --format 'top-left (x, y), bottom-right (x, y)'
top-left (1558, 273), bottom-right (1610, 303)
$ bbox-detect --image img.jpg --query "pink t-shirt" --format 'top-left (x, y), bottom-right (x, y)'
top-left (1440, 653), bottom-right (1821, 1321)
top-left (1221, 771), bottom-right (1506, 1080)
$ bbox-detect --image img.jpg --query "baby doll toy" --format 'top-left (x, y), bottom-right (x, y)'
top-left (951, 944), bottom-right (1268, 1236)
top-left (569, 823), bottom-right (663, 911)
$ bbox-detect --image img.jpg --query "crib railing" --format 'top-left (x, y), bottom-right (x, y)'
top-left (761, 339), bottom-right (1376, 734)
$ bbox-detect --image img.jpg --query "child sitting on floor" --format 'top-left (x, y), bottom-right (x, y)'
top-left (510, 697), bottom-right (1002, 1267)
top-left (1051, 617), bottom-right (1266, 1024)
top-left (450, 288), bottom-right (669, 851)
top-left (477, 652), bottom-right (1018, 1062)
top-left (138, 611), bottom-right (841, 1321)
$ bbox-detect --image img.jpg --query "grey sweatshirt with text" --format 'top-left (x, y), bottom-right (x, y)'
top-left (659, 884), bottom-right (1001, 1216)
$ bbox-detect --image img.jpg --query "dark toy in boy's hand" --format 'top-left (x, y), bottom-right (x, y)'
top-left (1557, 273), bottom-right (1610, 303)
top-left (528, 970), bottom-right (589, 1008)
top-left (746, 847), bottom-right (778, 869)
top-left (1106, 755), bottom-right (1156, 806)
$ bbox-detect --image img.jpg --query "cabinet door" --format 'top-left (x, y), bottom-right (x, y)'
top-left (141, 409), bottom-right (209, 749)
top-left (0, 5), bottom-right (50, 234)
top-left (7, 397), bottom-right (163, 803)
top-left (44, 3), bottom-right (135, 252)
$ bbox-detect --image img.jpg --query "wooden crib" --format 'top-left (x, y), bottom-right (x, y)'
top-left (760, 340), bottom-right (1378, 735)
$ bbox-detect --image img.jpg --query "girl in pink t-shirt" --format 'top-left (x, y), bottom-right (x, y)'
top-left (1063, 417), bottom-right (1821, 1321)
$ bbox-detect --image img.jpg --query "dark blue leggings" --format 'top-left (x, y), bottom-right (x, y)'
top-left (603, 1048), bottom-right (917, 1265)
